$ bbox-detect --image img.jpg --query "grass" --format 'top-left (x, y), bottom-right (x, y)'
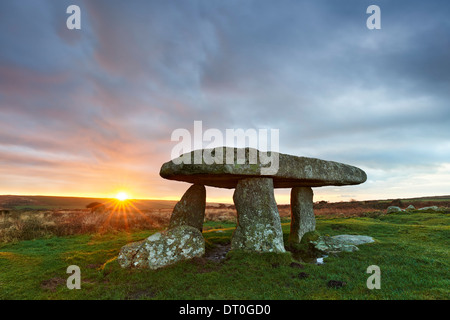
top-left (0, 210), bottom-right (449, 300)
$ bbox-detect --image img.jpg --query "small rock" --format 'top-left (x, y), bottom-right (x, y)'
top-left (327, 280), bottom-right (346, 288)
top-left (418, 206), bottom-right (439, 212)
top-left (406, 205), bottom-right (415, 210)
top-left (331, 235), bottom-right (375, 246)
top-left (298, 272), bottom-right (309, 279)
top-left (387, 206), bottom-right (403, 214)
top-left (312, 235), bottom-right (374, 254)
top-left (289, 262), bottom-right (304, 269)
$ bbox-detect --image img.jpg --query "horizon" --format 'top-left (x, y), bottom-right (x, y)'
top-left (1, 1), bottom-right (449, 203)
top-left (2, 192), bottom-right (449, 206)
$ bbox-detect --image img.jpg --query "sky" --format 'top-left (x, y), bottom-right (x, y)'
top-left (0, 0), bottom-right (449, 204)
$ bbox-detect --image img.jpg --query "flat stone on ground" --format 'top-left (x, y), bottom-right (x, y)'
top-left (117, 225), bottom-right (205, 269)
top-left (387, 206), bottom-right (403, 213)
top-left (312, 234), bottom-right (374, 254)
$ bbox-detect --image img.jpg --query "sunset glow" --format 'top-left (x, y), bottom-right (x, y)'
top-left (0, 2), bottom-right (449, 202)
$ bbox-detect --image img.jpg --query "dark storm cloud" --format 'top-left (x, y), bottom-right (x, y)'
top-left (0, 0), bottom-right (449, 199)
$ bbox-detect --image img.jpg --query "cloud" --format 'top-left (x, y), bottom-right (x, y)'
top-left (0, 0), bottom-right (449, 201)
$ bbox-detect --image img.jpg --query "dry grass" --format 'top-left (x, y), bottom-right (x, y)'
top-left (2, 199), bottom-right (447, 243)
top-left (0, 208), bottom-right (172, 243)
top-left (0, 204), bottom-right (383, 243)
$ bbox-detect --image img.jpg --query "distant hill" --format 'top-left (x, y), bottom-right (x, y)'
top-left (0, 194), bottom-right (448, 211)
top-left (0, 195), bottom-right (178, 210)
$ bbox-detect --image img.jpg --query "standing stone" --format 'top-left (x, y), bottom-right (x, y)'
top-left (231, 178), bottom-right (285, 253)
top-left (289, 187), bottom-right (315, 244)
top-left (169, 184), bottom-right (206, 232)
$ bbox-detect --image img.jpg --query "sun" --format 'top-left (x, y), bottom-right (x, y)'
top-left (115, 192), bottom-right (128, 201)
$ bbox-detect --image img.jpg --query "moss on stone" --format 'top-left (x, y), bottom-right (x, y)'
top-left (300, 231), bottom-right (321, 244)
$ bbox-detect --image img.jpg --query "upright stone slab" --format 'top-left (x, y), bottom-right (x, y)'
top-left (289, 187), bottom-right (315, 244)
top-left (231, 178), bottom-right (285, 253)
top-left (169, 184), bottom-right (206, 232)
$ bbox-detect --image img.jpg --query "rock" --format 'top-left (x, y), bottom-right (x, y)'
top-left (331, 235), bottom-right (375, 245)
top-left (418, 206), bottom-right (439, 212)
top-left (117, 225), bottom-right (205, 269)
top-left (169, 184), bottom-right (206, 231)
top-left (297, 272), bottom-right (309, 279)
top-left (231, 178), bottom-right (285, 253)
top-left (387, 206), bottom-right (403, 214)
top-left (327, 280), bottom-right (347, 288)
top-left (313, 237), bottom-right (359, 253)
top-left (160, 147), bottom-right (367, 189)
top-left (312, 234), bottom-right (374, 254)
top-left (117, 240), bottom-right (147, 269)
top-left (289, 262), bottom-right (305, 269)
top-left (159, 147), bottom-right (367, 257)
top-left (289, 187), bottom-right (315, 244)
top-left (406, 205), bottom-right (415, 210)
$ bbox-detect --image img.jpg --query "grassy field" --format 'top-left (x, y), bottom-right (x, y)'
top-left (0, 209), bottom-right (448, 300)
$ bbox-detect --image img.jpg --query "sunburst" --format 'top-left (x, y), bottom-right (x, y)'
top-left (94, 193), bottom-right (154, 237)
top-left (115, 192), bottom-right (128, 201)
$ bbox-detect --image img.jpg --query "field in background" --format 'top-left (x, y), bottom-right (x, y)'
top-left (1, 194), bottom-right (449, 211)
top-left (0, 195), bottom-right (178, 210)
top-left (1, 195), bottom-right (449, 243)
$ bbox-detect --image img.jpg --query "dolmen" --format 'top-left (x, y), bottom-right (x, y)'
top-left (118, 147), bottom-right (366, 269)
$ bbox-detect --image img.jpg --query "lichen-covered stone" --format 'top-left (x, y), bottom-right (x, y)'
top-left (169, 184), bottom-right (206, 231)
top-left (160, 147), bottom-right (367, 189)
top-left (312, 234), bottom-right (374, 254)
top-left (300, 230), bottom-right (321, 244)
top-left (117, 240), bottom-right (147, 269)
top-left (231, 178), bottom-right (285, 253)
top-left (418, 206), bottom-right (439, 212)
top-left (117, 225), bottom-right (205, 269)
top-left (387, 206), bottom-right (403, 214)
top-left (289, 187), bottom-right (315, 244)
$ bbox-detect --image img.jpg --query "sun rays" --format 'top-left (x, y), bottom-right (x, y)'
top-left (96, 196), bottom-right (155, 237)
